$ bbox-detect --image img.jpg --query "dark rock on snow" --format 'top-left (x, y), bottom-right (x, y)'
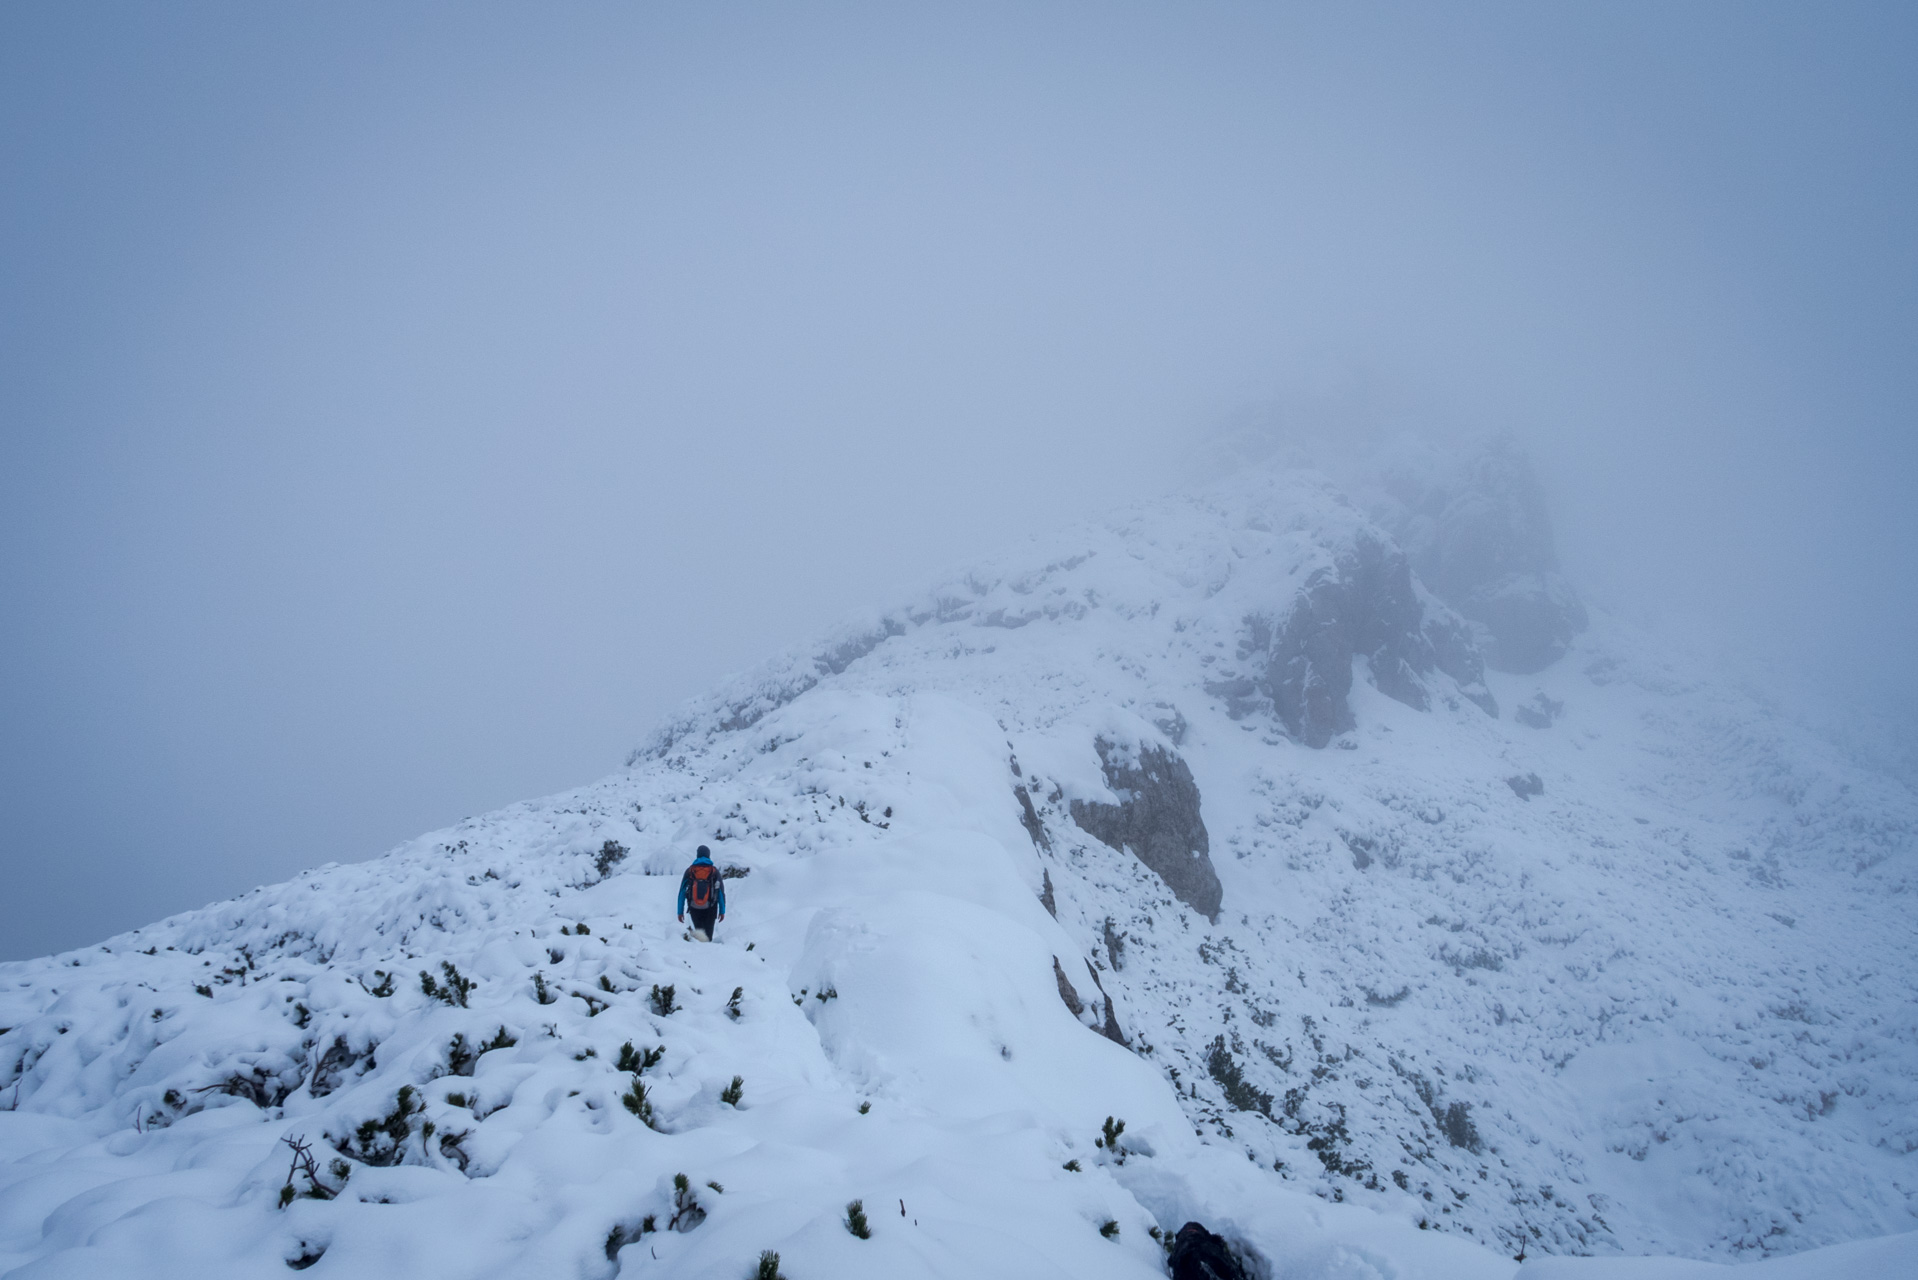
top-left (1052, 957), bottom-right (1085, 1017)
top-left (1230, 529), bottom-right (1498, 748)
top-left (1169, 1221), bottom-right (1251, 1280)
top-left (1070, 740), bottom-right (1222, 922)
top-left (1507, 772), bottom-right (1544, 800)
top-left (1514, 691), bottom-right (1564, 729)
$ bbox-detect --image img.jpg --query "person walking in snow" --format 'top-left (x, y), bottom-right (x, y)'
top-left (676, 845), bottom-right (726, 941)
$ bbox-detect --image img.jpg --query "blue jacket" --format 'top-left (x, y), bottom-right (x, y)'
top-left (676, 856), bottom-right (725, 914)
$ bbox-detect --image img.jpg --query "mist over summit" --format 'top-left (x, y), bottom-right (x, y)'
top-left (3, 447), bottom-right (1911, 1278)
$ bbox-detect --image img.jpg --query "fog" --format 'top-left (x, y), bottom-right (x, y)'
top-left (3, 2), bottom-right (1914, 961)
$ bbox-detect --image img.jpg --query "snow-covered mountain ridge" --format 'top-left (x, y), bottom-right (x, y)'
top-left (2, 464), bottom-right (1914, 1279)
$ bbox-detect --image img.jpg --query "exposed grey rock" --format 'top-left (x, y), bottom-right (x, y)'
top-left (1080, 962), bottom-right (1129, 1046)
top-left (1514, 691), bottom-right (1564, 729)
top-left (1230, 529), bottom-right (1496, 748)
top-left (1507, 773), bottom-right (1544, 800)
top-left (1013, 784), bottom-right (1051, 852)
top-left (1374, 439), bottom-right (1586, 674)
top-left (1070, 740), bottom-right (1221, 921)
top-left (1052, 957), bottom-right (1085, 1017)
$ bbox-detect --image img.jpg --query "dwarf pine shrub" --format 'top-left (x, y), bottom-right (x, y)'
top-left (754, 1250), bottom-right (785, 1280)
top-left (1100, 1219), bottom-right (1120, 1239)
top-left (420, 962), bottom-right (474, 1008)
top-left (594, 839), bottom-right (627, 878)
top-left (727, 986), bottom-right (744, 1019)
top-left (276, 1135), bottom-right (342, 1207)
top-left (617, 1041), bottom-right (665, 1074)
top-left (669, 1173), bottom-right (705, 1231)
top-left (650, 984), bottom-right (677, 1016)
top-left (603, 1213), bottom-right (655, 1260)
top-left (721, 1075), bottom-right (744, 1107)
top-left (343, 1086), bottom-right (422, 1166)
top-left (533, 972), bottom-right (556, 1005)
top-left (845, 1198), bottom-right (872, 1239)
top-left (1205, 1035), bottom-right (1273, 1117)
top-left (621, 1078), bottom-right (656, 1129)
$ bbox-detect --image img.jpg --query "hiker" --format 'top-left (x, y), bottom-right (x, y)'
top-left (676, 845), bottom-right (726, 941)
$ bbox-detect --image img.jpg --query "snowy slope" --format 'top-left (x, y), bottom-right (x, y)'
top-left (2, 466), bottom-right (1913, 1279)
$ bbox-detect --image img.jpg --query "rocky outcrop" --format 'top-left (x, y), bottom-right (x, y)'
top-left (1375, 439), bottom-right (1586, 674)
top-left (1219, 530), bottom-right (1497, 748)
top-left (1070, 740), bottom-right (1221, 921)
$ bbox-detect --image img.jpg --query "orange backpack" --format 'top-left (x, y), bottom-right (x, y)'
top-left (687, 862), bottom-right (716, 910)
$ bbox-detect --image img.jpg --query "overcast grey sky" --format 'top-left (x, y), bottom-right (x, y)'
top-left (4, 2), bottom-right (1914, 961)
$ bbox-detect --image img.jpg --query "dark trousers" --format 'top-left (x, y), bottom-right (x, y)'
top-left (689, 905), bottom-right (718, 938)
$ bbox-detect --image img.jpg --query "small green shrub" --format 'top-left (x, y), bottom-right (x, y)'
top-left (603, 1213), bottom-right (655, 1260)
top-left (845, 1198), bottom-right (872, 1239)
top-left (669, 1173), bottom-right (705, 1231)
top-left (1097, 1115), bottom-right (1128, 1163)
top-left (617, 1041), bottom-right (665, 1073)
top-left (754, 1250), bottom-right (785, 1280)
top-left (650, 984), bottom-right (677, 1016)
top-left (621, 1079), bottom-right (656, 1129)
top-left (726, 986), bottom-right (744, 1019)
top-left (341, 1086), bottom-right (421, 1166)
top-left (1062, 1158), bottom-right (1081, 1171)
top-left (721, 1075), bottom-right (744, 1107)
top-left (420, 962), bottom-right (474, 1008)
top-left (533, 972), bottom-right (556, 1004)
top-left (594, 840), bottom-right (627, 878)
top-left (1100, 1219), bottom-right (1120, 1239)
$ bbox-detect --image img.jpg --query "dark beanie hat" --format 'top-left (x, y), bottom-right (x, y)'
top-left (696, 844), bottom-right (711, 857)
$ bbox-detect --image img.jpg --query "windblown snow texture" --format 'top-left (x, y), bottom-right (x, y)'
top-left (2, 466), bottom-right (1913, 1280)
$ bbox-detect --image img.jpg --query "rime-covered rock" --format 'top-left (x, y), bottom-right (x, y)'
top-left (1225, 528), bottom-right (1497, 747)
top-left (1070, 740), bottom-right (1221, 921)
top-left (1373, 437), bottom-right (1587, 673)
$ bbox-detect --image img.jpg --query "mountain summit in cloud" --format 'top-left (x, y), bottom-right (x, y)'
top-left (2, 453), bottom-right (1912, 1279)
